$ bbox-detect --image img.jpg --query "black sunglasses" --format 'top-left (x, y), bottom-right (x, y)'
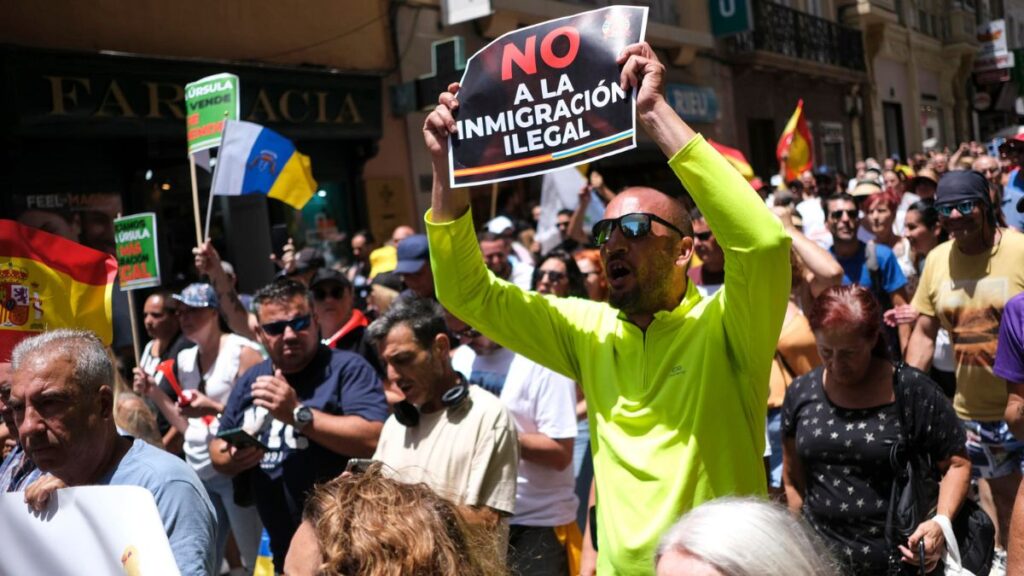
top-left (260, 314), bottom-right (312, 336)
top-left (453, 326), bottom-right (481, 340)
top-left (829, 209), bottom-right (859, 221)
top-left (694, 231), bottom-right (713, 241)
top-left (534, 269), bottom-right (567, 283)
top-left (935, 200), bottom-right (977, 217)
top-left (313, 285), bottom-right (346, 301)
top-left (592, 213), bottom-right (685, 246)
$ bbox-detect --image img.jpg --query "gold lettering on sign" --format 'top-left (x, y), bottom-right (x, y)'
top-left (247, 89), bottom-right (280, 122)
top-left (334, 93), bottom-right (363, 124)
top-left (279, 90), bottom-right (310, 123)
top-left (314, 91), bottom-right (330, 123)
top-left (144, 82), bottom-right (184, 119)
top-left (45, 76), bottom-right (91, 115)
top-left (94, 80), bottom-right (136, 117)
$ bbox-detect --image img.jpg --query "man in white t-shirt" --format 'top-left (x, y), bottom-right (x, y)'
top-left (368, 298), bottom-right (519, 535)
top-left (449, 316), bottom-right (580, 575)
top-left (479, 230), bottom-right (534, 290)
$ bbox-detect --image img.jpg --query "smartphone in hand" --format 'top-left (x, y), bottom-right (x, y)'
top-left (345, 458), bottom-right (375, 475)
top-left (217, 427), bottom-right (270, 452)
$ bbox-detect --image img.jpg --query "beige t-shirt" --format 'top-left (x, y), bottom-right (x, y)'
top-left (912, 232), bottom-right (1024, 420)
top-left (373, 385), bottom-right (519, 515)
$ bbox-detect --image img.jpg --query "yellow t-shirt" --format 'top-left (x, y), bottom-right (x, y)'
top-left (912, 231), bottom-right (1024, 420)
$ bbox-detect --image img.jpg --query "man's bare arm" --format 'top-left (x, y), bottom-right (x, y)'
top-left (905, 314), bottom-right (940, 372)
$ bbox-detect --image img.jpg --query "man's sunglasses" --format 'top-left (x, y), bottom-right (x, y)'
top-left (829, 209), bottom-right (860, 221)
top-left (534, 269), bottom-right (567, 283)
top-left (694, 231), bottom-right (712, 241)
top-left (592, 213), bottom-right (685, 247)
top-left (453, 326), bottom-right (481, 340)
top-left (261, 314), bottom-right (312, 336)
top-left (313, 285), bottom-right (346, 301)
top-left (935, 200), bottom-right (978, 217)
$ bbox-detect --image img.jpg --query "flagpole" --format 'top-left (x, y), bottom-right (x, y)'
top-left (490, 183), bottom-right (498, 219)
top-left (117, 212), bottom-right (142, 368)
top-left (188, 153), bottom-right (203, 247)
top-left (203, 187), bottom-right (216, 241)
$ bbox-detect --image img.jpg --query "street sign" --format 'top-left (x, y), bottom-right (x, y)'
top-left (114, 213), bottom-right (161, 290)
top-left (710, 0), bottom-right (754, 38)
top-left (185, 73), bottom-right (240, 155)
top-left (666, 84), bottom-right (719, 123)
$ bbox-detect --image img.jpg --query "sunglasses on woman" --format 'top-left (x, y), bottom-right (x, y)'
top-left (935, 200), bottom-right (977, 217)
top-left (534, 269), bottom-right (567, 283)
top-left (260, 314), bottom-right (313, 336)
top-left (592, 213), bottom-right (685, 247)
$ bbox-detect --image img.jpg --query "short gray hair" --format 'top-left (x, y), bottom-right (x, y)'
top-left (367, 297), bottom-right (448, 350)
top-left (11, 329), bottom-right (113, 394)
top-left (655, 497), bottom-right (838, 576)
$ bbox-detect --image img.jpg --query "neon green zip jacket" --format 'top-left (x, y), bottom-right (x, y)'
top-left (426, 135), bottom-right (791, 575)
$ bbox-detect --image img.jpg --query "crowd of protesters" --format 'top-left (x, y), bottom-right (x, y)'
top-left (3, 41), bottom-right (1024, 576)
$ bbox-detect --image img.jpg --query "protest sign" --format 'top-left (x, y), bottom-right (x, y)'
top-left (185, 73), bottom-right (240, 155)
top-left (448, 5), bottom-right (647, 188)
top-left (114, 212), bottom-right (161, 290)
top-left (0, 486), bottom-right (180, 576)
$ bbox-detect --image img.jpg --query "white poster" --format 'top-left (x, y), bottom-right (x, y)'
top-left (0, 486), bottom-right (180, 576)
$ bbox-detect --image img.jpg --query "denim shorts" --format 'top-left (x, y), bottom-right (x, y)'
top-left (963, 419), bottom-right (1024, 479)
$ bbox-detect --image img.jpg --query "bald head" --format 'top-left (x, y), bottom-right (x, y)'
top-left (391, 225), bottom-right (416, 246)
top-left (605, 187), bottom-right (693, 237)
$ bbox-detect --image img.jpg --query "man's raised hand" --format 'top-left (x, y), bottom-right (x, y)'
top-left (616, 42), bottom-right (666, 115)
top-left (423, 82), bottom-right (461, 160)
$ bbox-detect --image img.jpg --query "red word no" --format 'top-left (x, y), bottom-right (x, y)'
top-left (501, 26), bottom-right (581, 81)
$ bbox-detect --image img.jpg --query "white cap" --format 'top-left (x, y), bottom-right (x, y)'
top-left (485, 215), bottom-right (514, 235)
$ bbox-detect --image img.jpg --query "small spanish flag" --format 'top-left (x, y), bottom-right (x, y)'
top-left (776, 99), bottom-right (814, 181)
top-left (708, 140), bottom-right (755, 180)
top-left (0, 219), bottom-right (117, 360)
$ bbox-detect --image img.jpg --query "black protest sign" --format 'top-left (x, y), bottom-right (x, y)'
top-left (448, 6), bottom-right (648, 188)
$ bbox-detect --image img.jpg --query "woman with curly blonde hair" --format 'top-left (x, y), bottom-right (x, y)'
top-left (284, 463), bottom-right (509, 576)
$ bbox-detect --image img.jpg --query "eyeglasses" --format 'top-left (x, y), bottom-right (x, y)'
top-left (694, 231), bottom-right (712, 241)
top-left (453, 326), bottom-right (481, 340)
top-left (260, 314), bottom-right (313, 336)
top-left (313, 285), bottom-right (346, 301)
top-left (534, 269), bottom-right (567, 283)
top-left (829, 209), bottom-right (860, 221)
top-left (592, 213), bottom-right (685, 247)
top-left (935, 200), bottom-right (978, 217)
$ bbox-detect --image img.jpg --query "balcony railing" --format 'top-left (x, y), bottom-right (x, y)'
top-left (728, 0), bottom-right (866, 71)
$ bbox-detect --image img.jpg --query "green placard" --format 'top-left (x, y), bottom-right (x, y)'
top-left (185, 73), bottom-right (240, 154)
top-left (114, 213), bottom-right (161, 290)
top-left (709, 0), bottom-right (753, 38)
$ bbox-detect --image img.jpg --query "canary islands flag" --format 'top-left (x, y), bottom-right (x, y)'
top-left (0, 220), bottom-right (117, 360)
top-left (776, 99), bottom-right (814, 181)
top-left (210, 120), bottom-right (317, 210)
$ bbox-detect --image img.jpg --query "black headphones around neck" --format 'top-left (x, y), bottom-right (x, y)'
top-left (394, 373), bottom-right (470, 427)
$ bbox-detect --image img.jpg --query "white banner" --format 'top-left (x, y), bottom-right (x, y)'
top-left (0, 486), bottom-right (180, 576)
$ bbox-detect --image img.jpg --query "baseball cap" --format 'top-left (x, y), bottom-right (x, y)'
top-left (394, 234), bottom-right (429, 275)
top-left (309, 268), bottom-right (351, 290)
top-left (485, 216), bottom-right (515, 235)
top-left (368, 245), bottom-right (397, 278)
top-left (371, 271), bottom-right (404, 292)
top-left (291, 247), bottom-right (325, 274)
top-left (173, 283), bottom-right (218, 309)
top-left (936, 170), bottom-right (991, 206)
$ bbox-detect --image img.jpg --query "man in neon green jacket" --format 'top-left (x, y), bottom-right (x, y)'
top-left (422, 43), bottom-right (792, 575)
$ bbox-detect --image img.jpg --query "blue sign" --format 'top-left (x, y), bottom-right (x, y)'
top-left (666, 84), bottom-right (719, 123)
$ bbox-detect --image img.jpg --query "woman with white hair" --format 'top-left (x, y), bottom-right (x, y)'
top-left (654, 497), bottom-right (838, 576)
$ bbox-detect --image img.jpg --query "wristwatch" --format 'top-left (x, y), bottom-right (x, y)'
top-left (292, 404), bottom-right (313, 431)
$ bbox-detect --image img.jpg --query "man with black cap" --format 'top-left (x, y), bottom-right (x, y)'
top-left (906, 169), bottom-right (1024, 560)
top-left (394, 234), bottom-right (435, 301)
top-left (310, 268), bottom-right (382, 376)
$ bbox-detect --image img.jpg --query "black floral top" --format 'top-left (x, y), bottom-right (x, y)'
top-left (782, 365), bottom-right (965, 575)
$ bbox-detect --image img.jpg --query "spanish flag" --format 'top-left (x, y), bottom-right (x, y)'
top-left (0, 219), bottom-right (117, 360)
top-left (708, 140), bottom-right (755, 180)
top-left (210, 120), bottom-right (317, 210)
top-left (776, 99), bottom-right (814, 181)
